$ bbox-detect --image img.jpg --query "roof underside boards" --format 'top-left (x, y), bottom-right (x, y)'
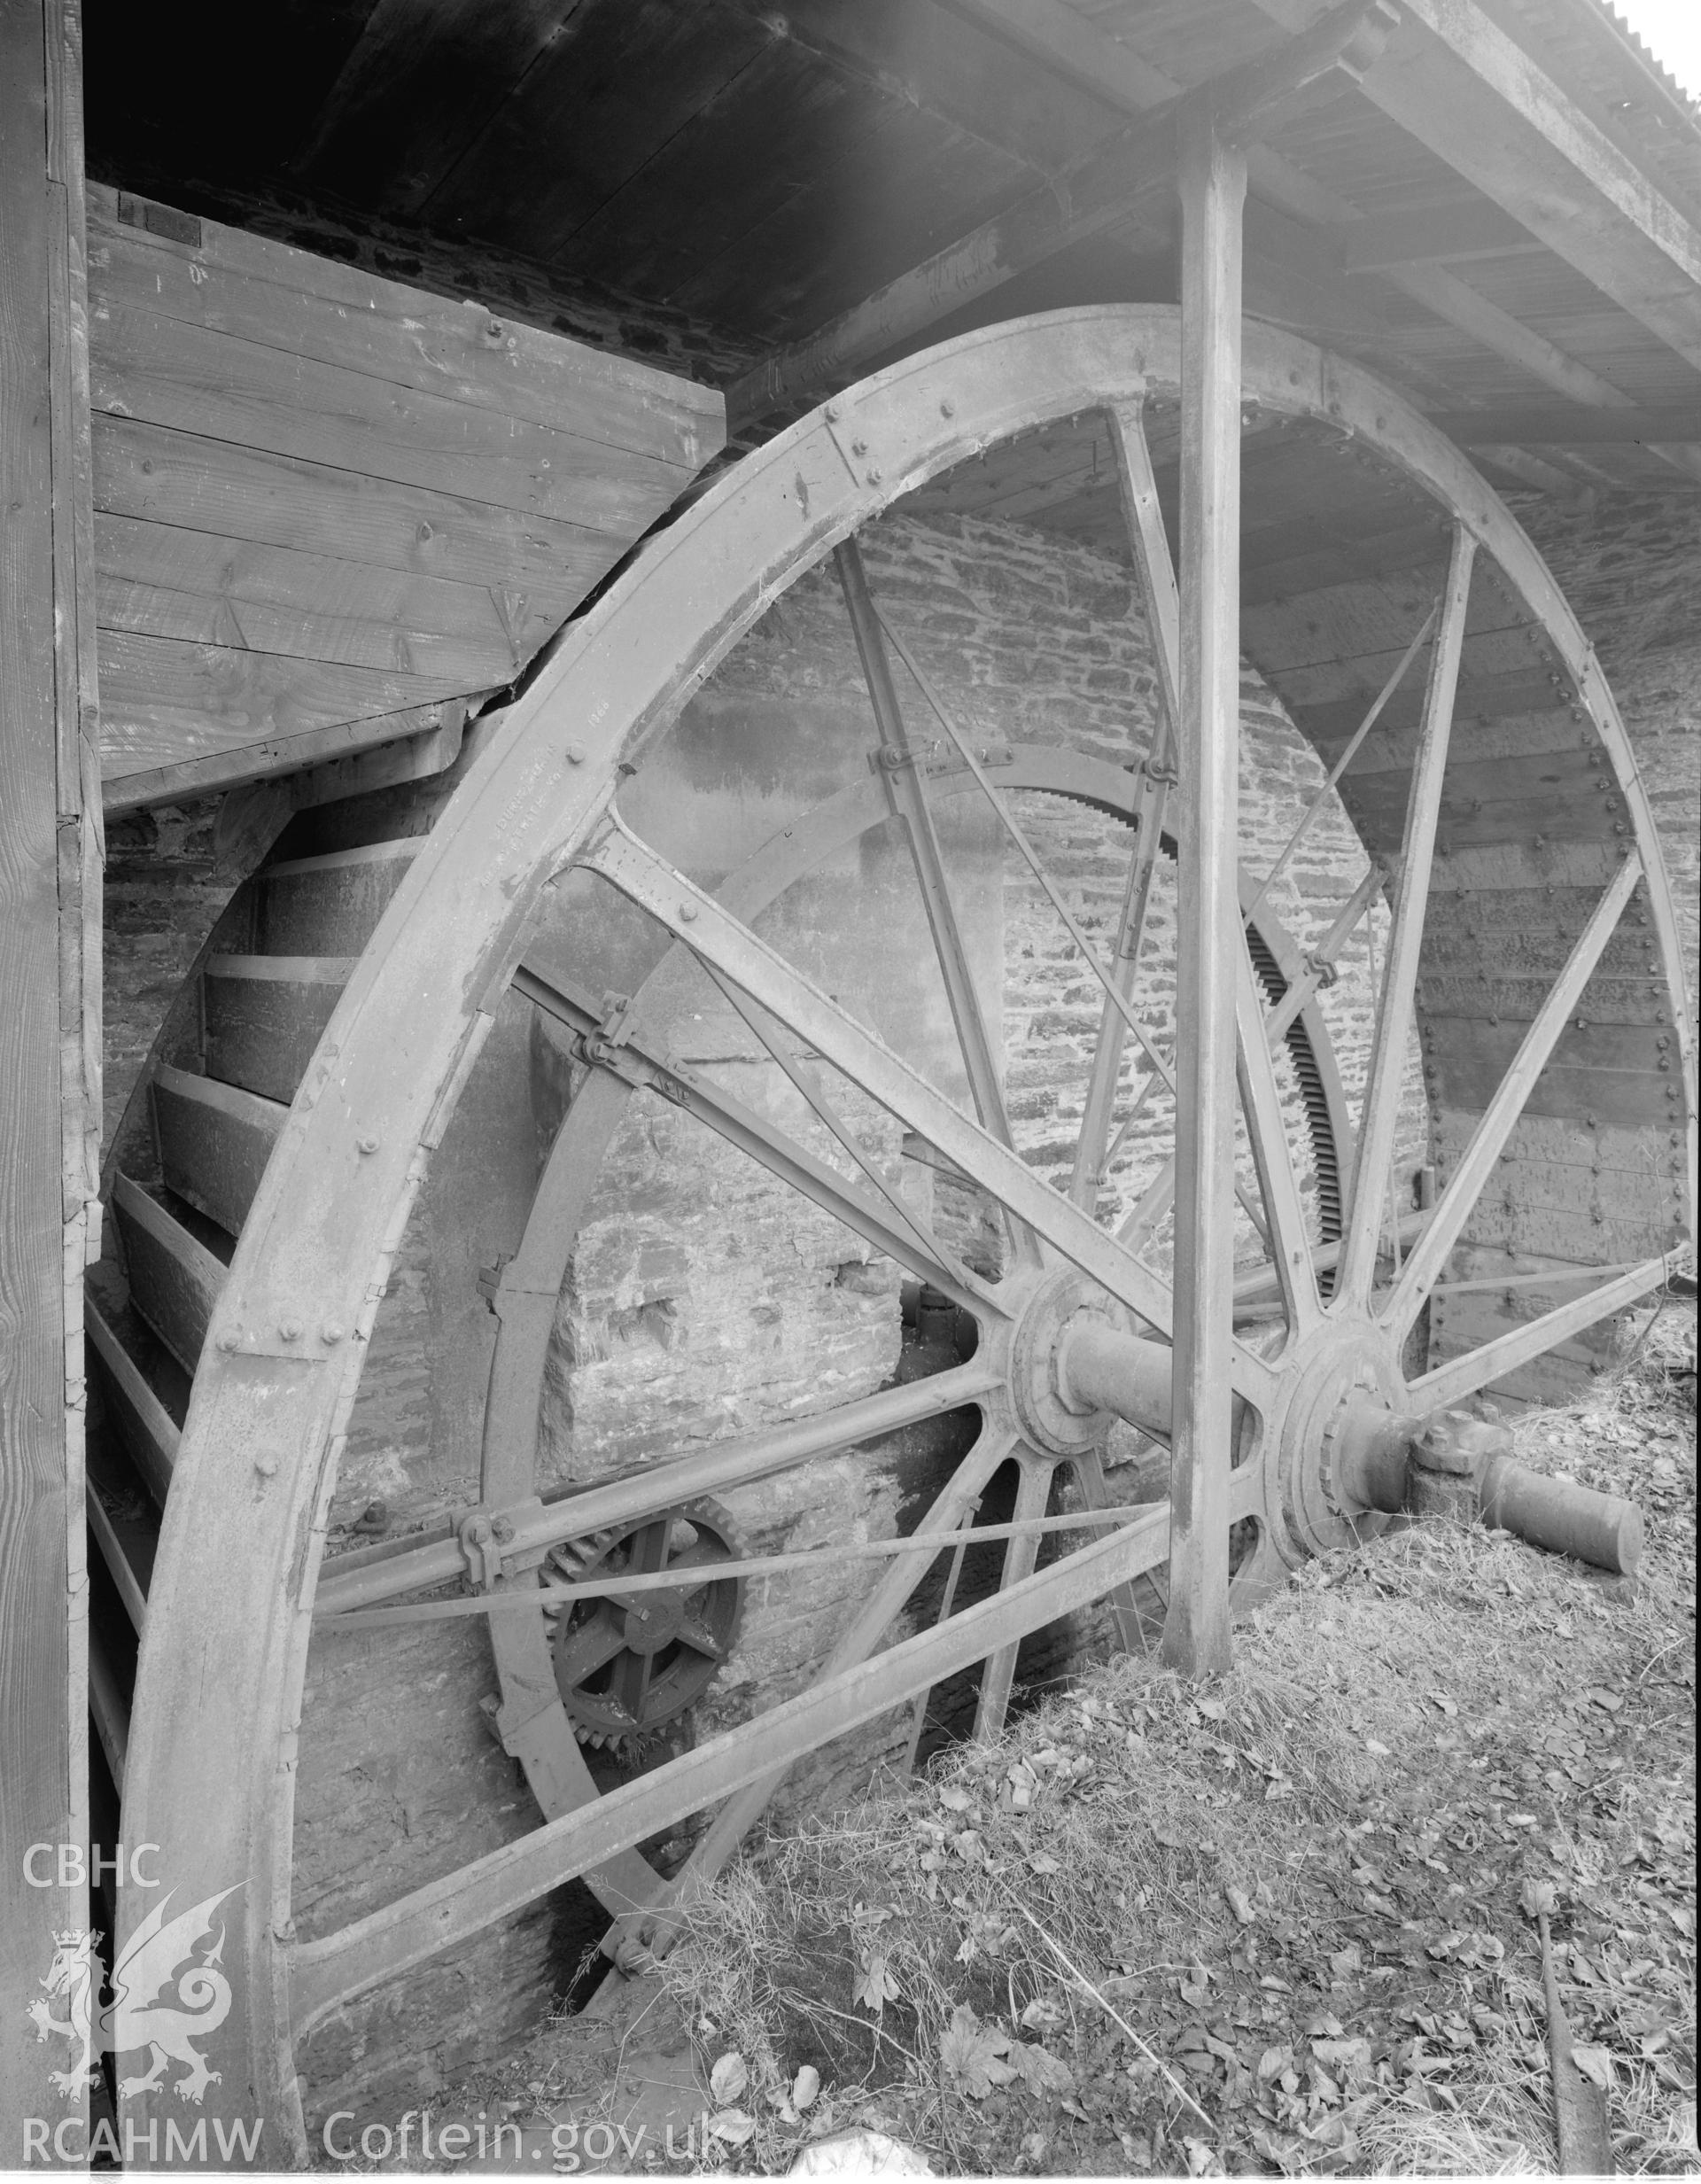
top-left (82, 0), bottom-right (1700, 497)
top-left (86, 184), bottom-right (725, 805)
top-left (74, 0), bottom-right (1699, 799)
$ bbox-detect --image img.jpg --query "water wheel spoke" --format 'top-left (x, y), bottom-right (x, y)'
top-left (582, 812), bottom-right (1295, 1403)
top-left (1068, 775), bottom-right (1171, 1211)
top-left (1108, 397), bottom-right (1184, 731)
top-left (975, 1457), bottom-right (1056, 1741)
top-left (1337, 524), bottom-right (1477, 1308)
top-left (1407, 1256), bottom-right (1672, 1414)
top-left (1067, 400), bottom-right (1181, 1213)
top-left (1262, 865), bottom-right (1385, 1046)
top-left (877, 601), bottom-right (1185, 1123)
top-left (291, 1483), bottom-right (1171, 2037)
top-left (1244, 599), bottom-right (1439, 921)
top-left (622, 1422), bottom-right (1021, 1951)
top-left (517, 960), bottom-right (996, 1318)
top-left (698, 958), bottom-right (975, 1293)
top-left (1382, 851), bottom-right (1645, 1338)
top-left (835, 540), bottom-right (1033, 1264)
top-left (1097, 1031), bottom-right (1169, 1190)
top-left (315, 1361), bottom-right (999, 1618)
top-left (1068, 1445), bottom-right (1159, 1654)
top-left (1116, 1153), bottom-right (1176, 1255)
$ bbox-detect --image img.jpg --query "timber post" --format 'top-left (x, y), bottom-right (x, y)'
top-left (1, 0), bottom-right (100, 2153)
top-left (1163, 97), bottom-right (1248, 1682)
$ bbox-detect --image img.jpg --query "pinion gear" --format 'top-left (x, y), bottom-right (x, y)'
top-left (547, 1501), bottom-right (745, 1743)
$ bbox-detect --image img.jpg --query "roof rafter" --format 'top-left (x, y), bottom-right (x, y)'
top-left (727, 0), bottom-right (1402, 431)
top-left (952, 0), bottom-right (1701, 486)
top-left (1246, 0), bottom-right (1701, 369)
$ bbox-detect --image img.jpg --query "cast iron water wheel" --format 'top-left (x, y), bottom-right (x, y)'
top-left (88, 307), bottom-right (1693, 2161)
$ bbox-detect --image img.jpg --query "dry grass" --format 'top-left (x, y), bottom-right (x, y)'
top-left (653, 1298), bottom-right (1697, 2176)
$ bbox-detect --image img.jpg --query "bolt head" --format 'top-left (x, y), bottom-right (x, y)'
top-left (322, 1323), bottom-right (345, 1345)
top-left (357, 1135), bottom-right (380, 1154)
top-left (564, 746), bottom-right (586, 766)
top-left (278, 1317), bottom-right (304, 1341)
top-left (678, 902), bottom-right (698, 922)
top-left (253, 1454), bottom-right (279, 1478)
top-left (216, 1330), bottom-right (238, 1353)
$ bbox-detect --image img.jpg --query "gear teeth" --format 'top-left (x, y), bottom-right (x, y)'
top-left (551, 1526), bottom-right (621, 1577)
top-left (553, 1499), bottom-right (747, 1743)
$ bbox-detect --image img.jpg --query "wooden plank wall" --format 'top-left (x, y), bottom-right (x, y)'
top-left (2, 0), bottom-right (99, 2149)
top-left (85, 185), bottom-right (725, 806)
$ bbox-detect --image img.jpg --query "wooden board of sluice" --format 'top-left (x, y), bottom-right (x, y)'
top-left (85, 184), bottom-right (725, 804)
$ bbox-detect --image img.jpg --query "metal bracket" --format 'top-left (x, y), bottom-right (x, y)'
top-left (574, 989), bottom-right (640, 1070)
top-left (869, 739), bottom-right (1012, 779)
top-left (820, 397), bottom-right (891, 490)
top-left (457, 1507), bottom-right (517, 1591)
top-left (1303, 947), bottom-right (1342, 989)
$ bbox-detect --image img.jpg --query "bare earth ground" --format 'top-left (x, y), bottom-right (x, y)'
top-left (419, 1298), bottom-right (1695, 2179)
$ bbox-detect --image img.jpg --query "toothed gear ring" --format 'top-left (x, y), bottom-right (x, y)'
top-left (547, 1501), bottom-right (744, 1743)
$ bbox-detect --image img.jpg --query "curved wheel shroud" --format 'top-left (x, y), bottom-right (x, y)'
top-left (93, 306), bottom-right (1695, 2161)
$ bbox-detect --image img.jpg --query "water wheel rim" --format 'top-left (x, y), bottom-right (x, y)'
top-left (108, 304), bottom-right (1694, 2158)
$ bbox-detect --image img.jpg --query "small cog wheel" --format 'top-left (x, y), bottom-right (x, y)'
top-left (546, 1500), bottom-right (744, 1745)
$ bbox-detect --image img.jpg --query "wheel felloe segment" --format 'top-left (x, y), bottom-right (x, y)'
top-left (97, 305), bottom-right (1693, 2163)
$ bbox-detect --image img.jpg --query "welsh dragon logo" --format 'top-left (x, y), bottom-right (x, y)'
top-left (27, 1887), bottom-right (239, 2105)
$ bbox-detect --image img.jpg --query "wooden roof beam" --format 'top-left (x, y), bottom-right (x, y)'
top-left (953, 0), bottom-right (1701, 489)
top-left (1388, 260), bottom-right (1701, 484)
top-left (727, 0), bottom-right (1399, 431)
top-left (1426, 405), bottom-right (1701, 445)
top-left (1339, 200), bottom-right (1543, 270)
top-left (1247, 0), bottom-right (1701, 372)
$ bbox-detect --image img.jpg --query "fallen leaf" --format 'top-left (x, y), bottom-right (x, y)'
top-left (1027, 1852), bottom-right (1060, 1877)
top-left (1365, 1739), bottom-right (1391, 1757)
top-left (1311, 2036), bottom-right (1373, 2089)
top-left (791, 2064), bottom-right (820, 2111)
top-left (1570, 2045), bottom-right (1616, 2093)
top-left (938, 1784), bottom-right (974, 1813)
top-left (940, 2003), bottom-right (1015, 2099)
top-left (853, 1951), bottom-right (901, 2015)
top-left (709, 2109), bottom-right (756, 2146)
top-left (1008, 2042), bottom-right (1075, 2098)
top-left (1225, 1884), bottom-right (1256, 1925)
top-left (710, 2052), bottom-right (749, 2105)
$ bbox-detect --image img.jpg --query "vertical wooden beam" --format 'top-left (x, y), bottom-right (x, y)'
top-left (2, 0), bottom-right (97, 2147)
top-left (1162, 101), bottom-right (1247, 1683)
